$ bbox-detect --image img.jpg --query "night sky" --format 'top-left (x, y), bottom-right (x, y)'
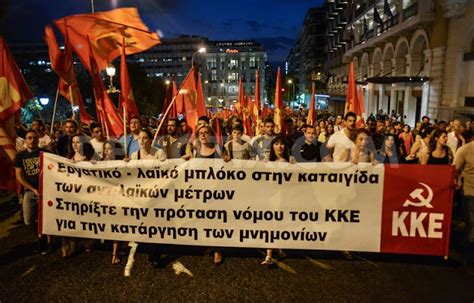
top-left (1, 0), bottom-right (324, 65)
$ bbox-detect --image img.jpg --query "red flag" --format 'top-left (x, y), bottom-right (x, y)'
top-left (0, 37), bottom-right (33, 122)
top-left (236, 78), bottom-right (245, 117)
top-left (306, 82), bottom-right (316, 126)
top-left (46, 25), bottom-right (93, 123)
top-left (44, 25), bottom-right (75, 84)
top-left (58, 79), bottom-right (93, 125)
top-left (274, 66), bottom-right (285, 135)
top-left (345, 62), bottom-right (364, 128)
top-left (89, 41), bottom-right (124, 137)
top-left (119, 42), bottom-right (140, 120)
top-left (178, 67), bottom-right (206, 133)
top-left (55, 8), bottom-right (160, 72)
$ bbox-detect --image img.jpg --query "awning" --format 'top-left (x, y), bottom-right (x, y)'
top-left (366, 76), bottom-right (429, 84)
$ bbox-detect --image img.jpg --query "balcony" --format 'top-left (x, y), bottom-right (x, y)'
top-left (403, 3), bottom-right (418, 21)
top-left (344, 0), bottom-right (434, 57)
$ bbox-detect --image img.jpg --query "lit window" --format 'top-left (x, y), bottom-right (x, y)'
top-left (182, 56), bottom-right (187, 61)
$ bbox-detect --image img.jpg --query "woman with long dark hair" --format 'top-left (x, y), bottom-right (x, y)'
top-left (421, 129), bottom-right (453, 165)
top-left (376, 134), bottom-right (399, 164)
top-left (262, 135), bottom-right (289, 266)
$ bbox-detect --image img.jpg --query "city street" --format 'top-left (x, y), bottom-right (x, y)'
top-left (1, 209), bottom-right (473, 302)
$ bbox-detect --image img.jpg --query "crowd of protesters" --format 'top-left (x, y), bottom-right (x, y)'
top-left (11, 110), bottom-right (474, 266)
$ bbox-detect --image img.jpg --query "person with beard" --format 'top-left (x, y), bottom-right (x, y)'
top-left (56, 119), bottom-right (79, 157)
top-left (156, 118), bottom-right (188, 159)
top-left (252, 118), bottom-right (276, 161)
top-left (15, 130), bottom-right (52, 254)
top-left (327, 112), bottom-right (356, 162)
top-left (371, 120), bottom-right (386, 152)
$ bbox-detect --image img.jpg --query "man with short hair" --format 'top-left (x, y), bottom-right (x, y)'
top-left (334, 115), bottom-right (344, 132)
top-left (120, 116), bottom-right (141, 157)
top-left (327, 112), bottom-right (356, 162)
top-left (224, 124), bottom-right (253, 160)
top-left (57, 119), bottom-right (79, 157)
top-left (90, 123), bottom-right (106, 159)
top-left (422, 115), bottom-right (431, 126)
top-left (156, 118), bottom-right (188, 159)
top-left (31, 119), bottom-right (53, 151)
top-left (15, 130), bottom-right (51, 253)
top-left (198, 115), bottom-right (210, 126)
top-left (292, 125), bottom-right (323, 162)
top-left (372, 120), bottom-right (386, 151)
top-left (252, 118), bottom-right (276, 160)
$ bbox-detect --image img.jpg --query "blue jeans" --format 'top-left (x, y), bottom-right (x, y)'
top-left (22, 190), bottom-right (38, 226)
top-left (463, 194), bottom-right (474, 243)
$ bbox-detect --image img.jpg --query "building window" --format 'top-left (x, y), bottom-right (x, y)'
top-left (211, 70), bottom-right (217, 81)
top-left (220, 58), bottom-right (226, 69)
top-left (228, 72), bottom-right (239, 82)
top-left (249, 56), bottom-right (258, 68)
top-left (207, 58), bottom-right (217, 69)
top-left (228, 59), bottom-right (239, 69)
top-left (182, 56), bottom-right (187, 61)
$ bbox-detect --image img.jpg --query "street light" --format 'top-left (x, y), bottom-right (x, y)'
top-left (192, 47), bottom-right (206, 67)
top-left (165, 80), bottom-right (170, 86)
top-left (287, 79), bottom-right (295, 101)
top-left (105, 64), bottom-right (119, 93)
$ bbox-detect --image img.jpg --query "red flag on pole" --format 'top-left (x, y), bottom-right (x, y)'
top-left (0, 37), bottom-right (33, 122)
top-left (0, 37), bottom-right (32, 191)
top-left (345, 62), bottom-right (364, 128)
top-left (88, 40), bottom-right (124, 137)
top-left (178, 67), bottom-right (206, 133)
top-left (55, 8), bottom-right (160, 72)
top-left (274, 66), bottom-right (285, 135)
top-left (45, 25), bottom-right (92, 124)
top-left (119, 41), bottom-right (140, 120)
top-left (306, 81), bottom-right (316, 126)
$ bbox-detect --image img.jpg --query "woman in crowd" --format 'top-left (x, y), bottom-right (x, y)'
top-left (130, 128), bottom-right (165, 161)
top-left (102, 140), bottom-right (123, 264)
top-left (318, 123), bottom-right (335, 144)
top-left (420, 129), bottom-right (453, 165)
top-left (185, 124), bottom-right (223, 159)
top-left (407, 126), bottom-right (432, 164)
top-left (62, 134), bottom-right (96, 257)
top-left (399, 124), bottom-right (414, 157)
top-left (350, 128), bottom-right (376, 164)
top-left (376, 134), bottom-right (399, 164)
top-left (261, 135), bottom-right (290, 266)
top-left (184, 124), bottom-right (224, 265)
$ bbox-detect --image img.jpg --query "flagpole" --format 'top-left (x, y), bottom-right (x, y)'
top-left (91, 0), bottom-right (95, 13)
top-left (69, 86), bottom-right (76, 120)
top-left (123, 106), bottom-right (127, 156)
top-left (50, 88), bottom-right (60, 134)
top-left (152, 94), bottom-right (178, 144)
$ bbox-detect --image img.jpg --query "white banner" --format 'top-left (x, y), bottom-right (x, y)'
top-left (40, 152), bottom-right (384, 252)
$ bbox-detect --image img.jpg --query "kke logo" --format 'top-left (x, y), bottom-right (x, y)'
top-left (392, 182), bottom-right (443, 238)
top-left (403, 182), bottom-right (434, 208)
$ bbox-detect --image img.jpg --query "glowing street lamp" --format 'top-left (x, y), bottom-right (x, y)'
top-left (192, 47), bottom-right (206, 67)
top-left (287, 79), bottom-right (295, 101)
top-left (105, 64), bottom-right (119, 93)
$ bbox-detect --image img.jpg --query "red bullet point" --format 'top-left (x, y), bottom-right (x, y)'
top-left (48, 164), bottom-right (54, 170)
top-left (47, 201), bottom-right (53, 207)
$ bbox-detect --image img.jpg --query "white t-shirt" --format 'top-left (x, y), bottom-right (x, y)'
top-left (447, 131), bottom-right (458, 155)
top-left (38, 134), bottom-right (52, 150)
top-left (90, 138), bottom-right (105, 160)
top-left (326, 129), bottom-right (354, 162)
